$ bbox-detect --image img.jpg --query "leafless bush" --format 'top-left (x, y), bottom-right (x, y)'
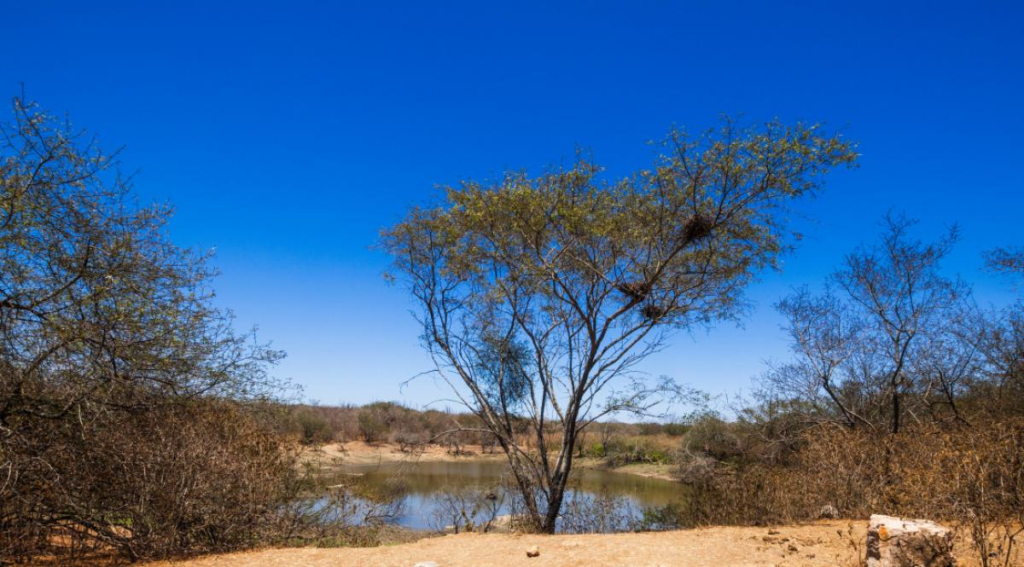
top-left (559, 490), bottom-right (639, 534)
top-left (273, 459), bottom-right (408, 549)
top-left (394, 432), bottom-right (426, 453)
top-left (439, 430), bottom-right (469, 456)
top-left (0, 400), bottom-right (311, 562)
top-left (428, 485), bottom-right (505, 534)
top-left (676, 451), bottom-right (718, 484)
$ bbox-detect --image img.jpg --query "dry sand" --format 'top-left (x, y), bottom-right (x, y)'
top-left (308, 442), bottom-right (679, 481)
top-left (154, 522), bottom-right (873, 567)
top-left (311, 441), bottom-right (507, 467)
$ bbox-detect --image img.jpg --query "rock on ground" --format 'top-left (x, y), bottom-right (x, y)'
top-left (866, 514), bottom-right (956, 567)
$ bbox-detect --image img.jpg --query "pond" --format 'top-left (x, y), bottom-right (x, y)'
top-left (323, 460), bottom-right (686, 532)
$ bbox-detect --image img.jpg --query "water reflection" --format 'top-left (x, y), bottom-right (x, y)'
top-left (323, 461), bottom-right (684, 532)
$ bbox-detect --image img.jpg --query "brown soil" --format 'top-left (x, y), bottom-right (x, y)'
top-left (589, 461), bottom-right (679, 482)
top-left (307, 441), bottom-right (507, 467)
top-left (308, 443), bottom-right (680, 481)
top-left (152, 522), bottom-right (872, 567)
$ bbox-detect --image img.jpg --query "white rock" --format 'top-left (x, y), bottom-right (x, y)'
top-left (866, 514), bottom-right (955, 567)
top-left (526, 545), bottom-right (540, 557)
top-left (414, 562), bottom-right (440, 567)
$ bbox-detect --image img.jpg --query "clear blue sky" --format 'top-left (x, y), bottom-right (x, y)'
top-left (3, 1), bottom-right (1021, 410)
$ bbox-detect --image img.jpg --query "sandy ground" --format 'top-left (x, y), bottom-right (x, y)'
top-left (308, 442), bottom-right (679, 481)
top-left (599, 462), bottom-right (678, 481)
top-left (308, 442), bottom-right (507, 466)
top-left (153, 522), bottom-right (872, 567)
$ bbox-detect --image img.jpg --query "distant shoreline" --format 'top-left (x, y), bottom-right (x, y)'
top-left (303, 441), bottom-right (681, 482)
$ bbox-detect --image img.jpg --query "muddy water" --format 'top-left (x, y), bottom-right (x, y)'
top-left (332, 461), bottom-right (685, 531)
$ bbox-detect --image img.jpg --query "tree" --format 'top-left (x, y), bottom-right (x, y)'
top-left (0, 97), bottom-right (284, 560)
top-left (835, 215), bottom-right (967, 433)
top-left (970, 246), bottom-right (1024, 417)
top-left (382, 120), bottom-right (856, 532)
top-left (773, 286), bottom-right (872, 429)
top-left (985, 247), bottom-right (1024, 277)
top-left (0, 97), bottom-right (281, 427)
top-left (771, 214), bottom-right (970, 433)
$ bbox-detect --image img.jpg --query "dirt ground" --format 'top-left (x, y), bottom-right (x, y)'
top-left (154, 522), bottom-right (875, 567)
top-left (310, 441), bottom-right (507, 467)
top-left (309, 442), bottom-right (679, 481)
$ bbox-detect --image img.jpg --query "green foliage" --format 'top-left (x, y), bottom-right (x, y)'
top-left (584, 442), bottom-right (607, 459)
top-left (295, 410), bottom-right (333, 445)
top-left (475, 334), bottom-right (532, 413)
top-left (357, 410), bottom-right (388, 443)
top-left (683, 413), bottom-right (744, 462)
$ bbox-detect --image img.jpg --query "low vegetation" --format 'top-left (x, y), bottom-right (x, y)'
top-left (283, 401), bottom-right (685, 466)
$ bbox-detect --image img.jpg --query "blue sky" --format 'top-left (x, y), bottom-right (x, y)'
top-left (3, 1), bottom-right (1021, 410)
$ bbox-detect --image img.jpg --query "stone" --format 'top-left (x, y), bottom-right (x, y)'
top-left (819, 504), bottom-right (839, 519)
top-left (413, 562), bottom-right (440, 567)
top-left (526, 545), bottom-right (540, 558)
top-left (866, 514), bottom-right (956, 567)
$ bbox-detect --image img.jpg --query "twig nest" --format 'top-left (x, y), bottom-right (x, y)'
top-left (682, 214), bottom-right (713, 243)
top-left (641, 303), bottom-right (668, 320)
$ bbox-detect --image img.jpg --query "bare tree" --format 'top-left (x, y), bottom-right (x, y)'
top-left (382, 120), bottom-right (856, 532)
top-left (771, 214), bottom-right (969, 433)
top-left (837, 215), bottom-right (967, 433)
top-left (912, 312), bottom-right (980, 425)
top-left (774, 286), bottom-right (872, 429)
top-left (967, 246), bottom-right (1024, 417)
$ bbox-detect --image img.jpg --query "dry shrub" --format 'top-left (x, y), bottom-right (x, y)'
top-left (601, 434), bottom-right (677, 466)
top-left (281, 469), bottom-right (408, 548)
top-left (684, 421), bottom-right (1024, 565)
top-left (0, 399), bottom-right (308, 563)
top-left (0, 97), bottom-right (311, 564)
top-left (428, 486), bottom-right (505, 534)
top-left (294, 409), bottom-right (335, 445)
top-left (559, 490), bottom-right (638, 534)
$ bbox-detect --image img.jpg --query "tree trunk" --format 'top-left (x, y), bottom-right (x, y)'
top-left (542, 475), bottom-right (568, 534)
top-left (891, 385), bottom-right (901, 434)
